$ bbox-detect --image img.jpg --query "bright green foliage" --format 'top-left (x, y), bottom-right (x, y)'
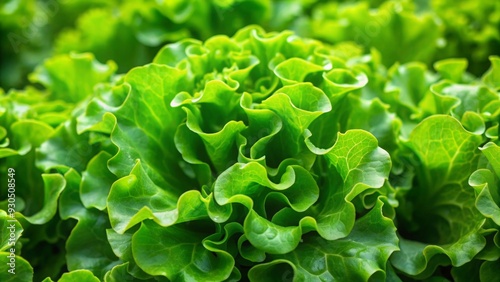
top-left (249, 198), bottom-right (399, 281)
top-left (2, 0), bottom-right (499, 90)
top-left (0, 2), bottom-right (500, 282)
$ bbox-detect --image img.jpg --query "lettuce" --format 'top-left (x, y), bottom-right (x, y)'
top-left (3, 0), bottom-right (499, 90)
top-left (0, 4), bottom-right (500, 282)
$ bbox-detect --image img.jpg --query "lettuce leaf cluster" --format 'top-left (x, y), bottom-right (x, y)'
top-left (1, 24), bottom-right (500, 281)
top-left (2, 0), bottom-right (499, 90)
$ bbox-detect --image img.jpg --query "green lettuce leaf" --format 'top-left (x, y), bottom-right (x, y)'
top-left (392, 115), bottom-right (486, 278)
top-left (132, 220), bottom-right (234, 281)
top-left (29, 53), bottom-right (116, 104)
top-left (248, 197), bottom-right (399, 281)
top-left (470, 142), bottom-right (500, 225)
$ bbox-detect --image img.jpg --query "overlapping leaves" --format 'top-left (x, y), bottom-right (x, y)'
top-left (1, 23), bottom-right (500, 281)
top-left (73, 26), bottom-right (400, 281)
